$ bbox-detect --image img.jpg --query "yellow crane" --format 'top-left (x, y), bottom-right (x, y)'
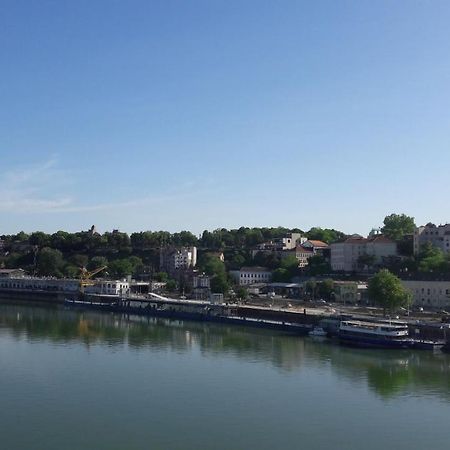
top-left (79, 265), bottom-right (107, 294)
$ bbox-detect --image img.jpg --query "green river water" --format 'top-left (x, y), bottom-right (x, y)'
top-left (0, 303), bottom-right (449, 450)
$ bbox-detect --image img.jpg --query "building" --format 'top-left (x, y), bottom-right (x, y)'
top-left (330, 234), bottom-right (397, 272)
top-left (230, 267), bottom-right (272, 286)
top-left (0, 273), bottom-right (129, 296)
top-left (254, 233), bottom-right (306, 254)
top-left (293, 240), bottom-right (330, 268)
top-left (86, 280), bottom-right (129, 296)
top-left (0, 276), bottom-right (79, 292)
top-left (414, 223), bottom-right (450, 255)
top-left (192, 273), bottom-right (211, 300)
top-left (401, 278), bottom-right (450, 309)
top-left (295, 246), bottom-right (314, 268)
top-left (333, 281), bottom-right (368, 304)
top-left (301, 240), bottom-right (330, 255)
top-left (0, 268), bottom-right (26, 279)
top-left (160, 246), bottom-right (197, 275)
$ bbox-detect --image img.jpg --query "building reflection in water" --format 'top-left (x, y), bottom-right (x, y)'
top-left (0, 303), bottom-right (449, 400)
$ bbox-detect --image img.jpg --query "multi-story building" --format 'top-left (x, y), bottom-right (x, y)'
top-left (160, 246), bottom-right (197, 275)
top-left (192, 273), bottom-right (211, 300)
top-left (230, 267), bottom-right (272, 286)
top-left (401, 277), bottom-right (450, 309)
top-left (331, 234), bottom-right (397, 272)
top-left (295, 246), bottom-right (314, 268)
top-left (414, 223), bottom-right (450, 255)
top-left (293, 239), bottom-right (330, 268)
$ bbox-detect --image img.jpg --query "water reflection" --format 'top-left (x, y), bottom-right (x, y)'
top-left (1, 303), bottom-right (450, 400)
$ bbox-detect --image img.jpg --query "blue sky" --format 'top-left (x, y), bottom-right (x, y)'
top-left (1, 0), bottom-right (450, 235)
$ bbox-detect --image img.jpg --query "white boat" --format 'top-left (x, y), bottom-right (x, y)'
top-left (338, 320), bottom-right (413, 348)
top-left (309, 326), bottom-right (327, 337)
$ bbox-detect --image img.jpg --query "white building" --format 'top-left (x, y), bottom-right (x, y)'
top-left (230, 267), bottom-right (272, 286)
top-left (160, 246), bottom-right (197, 274)
top-left (0, 275), bottom-right (129, 296)
top-left (414, 223), bottom-right (450, 255)
top-left (331, 234), bottom-right (397, 272)
top-left (0, 276), bottom-right (79, 292)
top-left (402, 279), bottom-right (450, 309)
top-left (86, 280), bottom-right (129, 296)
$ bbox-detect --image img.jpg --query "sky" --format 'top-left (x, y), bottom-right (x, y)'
top-left (1, 0), bottom-right (450, 236)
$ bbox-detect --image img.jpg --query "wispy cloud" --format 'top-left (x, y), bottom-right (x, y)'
top-left (0, 158), bottom-right (200, 214)
top-left (0, 158), bottom-right (73, 213)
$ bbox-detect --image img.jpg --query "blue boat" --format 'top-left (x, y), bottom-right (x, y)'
top-left (338, 320), bottom-right (413, 349)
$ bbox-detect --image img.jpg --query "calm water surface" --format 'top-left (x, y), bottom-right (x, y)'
top-left (1, 303), bottom-right (450, 450)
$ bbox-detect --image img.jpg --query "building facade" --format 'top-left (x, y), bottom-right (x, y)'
top-left (402, 278), bottom-right (450, 309)
top-left (160, 246), bottom-right (197, 275)
top-left (330, 234), bottom-right (397, 272)
top-left (230, 267), bottom-right (272, 286)
top-left (414, 223), bottom-right (450, 255)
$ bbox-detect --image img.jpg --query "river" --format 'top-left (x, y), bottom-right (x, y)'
top-left (0, 303), bottom-right (449, 450)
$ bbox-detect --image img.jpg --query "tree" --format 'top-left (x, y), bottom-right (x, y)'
top-left (417, 243), bottom-right (447, 273)
top-left (306, 255), bottom-right (331, 276)
top-left (37, 247), bottom-right (64, 277)
top-left (272, 268), bottom-right (290, 282)
top-left (165, 279), bottom-right (177, 292)
top-left (29, 231), bottom-right (50, 248)
top-left (306, 227), bottom-right (346, 244)
top-left (317, 279), bottom-right (334, 300)
top-left (155, 271), bottom-right (169, 282)
top-left (357, 253), bottom-right (377, 271)
top-left (381, 214), bottom-right (415, 241)
top-left (368, 269), bottom-right (412, 315)
top-left (87, 256), bottom-right (109, 271)
top-left (236, 286), bottom-right (249, 300)
top-left (200, 255), bottom-right (229, 294)
top-left (108, 259), bottom-right (133, 278)
top-left (305, 280), bottom-right (317, 300)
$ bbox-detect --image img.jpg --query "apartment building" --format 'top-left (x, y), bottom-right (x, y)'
top-left (414, 223), bottom-right (450, 255)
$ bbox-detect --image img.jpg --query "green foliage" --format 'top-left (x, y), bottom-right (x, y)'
top-left (64, 265), bottom-right (81, 278)
top-left (200, 254), bottom-right (229, 294)
top-left (272, 268), bottom-right (290, 282)
top-left (235, 286), bottom-right (249, 300)
top-left (228, 253), bottom-right (247, 270)
top-left (306, 227), bottom-right (346, 244)
top-left (252, 251), bottom-right (281, 270)
top-left (29, 231), bottom-right (51, 248)
top-left (381, 214), bottom-right (415, 241)
top-left (69, 254), bottom-right (89, 268)
top-left (37, 247), bottom-right (64, 277)
top-left (306, 255), bottom-right (331, 276)
top-left (368, 269), bottom-right (412, 314)
top-left (165, 279), bottom-right (177, 292)
top-left (317, 279), bottom-right (334, 300)
top-left (108, 259), bottom-right (133, 279)
top-left (155, 272), bottom-right (169, 282)
top-left (417, 243), bottom-right (449, 273)
top-left (87, 256), bottom-right (109, 271)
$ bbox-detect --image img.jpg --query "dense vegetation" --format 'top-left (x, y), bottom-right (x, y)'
top-left (2, 214), bottom-right (449, 292)
top-left (0, 226), bottom-right (343, 280)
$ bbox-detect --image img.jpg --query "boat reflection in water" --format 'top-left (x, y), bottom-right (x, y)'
top-left (1, 303), bottom-right (450, 401)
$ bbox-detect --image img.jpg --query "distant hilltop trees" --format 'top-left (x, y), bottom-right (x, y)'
top-left (0, 225), bottom-right (346, 279)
